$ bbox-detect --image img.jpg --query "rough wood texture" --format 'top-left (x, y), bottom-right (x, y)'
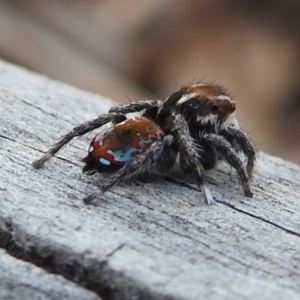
top-left (0, 249), bottom-right (101, 300)
top-left (1, 59), bottom-right (300, 300)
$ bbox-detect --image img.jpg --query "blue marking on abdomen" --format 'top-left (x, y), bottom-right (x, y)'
top-left (106, 141), bottom-right (152, 164)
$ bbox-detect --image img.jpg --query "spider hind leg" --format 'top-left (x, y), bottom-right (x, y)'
top-left (32, 113), bottom-right (121, 168)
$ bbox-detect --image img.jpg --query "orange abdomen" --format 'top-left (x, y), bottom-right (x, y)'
top-left (83, 117), bottom-right (163, 173)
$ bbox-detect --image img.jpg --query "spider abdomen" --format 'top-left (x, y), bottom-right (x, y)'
top-left (82, 117), bottom-right (163, 174)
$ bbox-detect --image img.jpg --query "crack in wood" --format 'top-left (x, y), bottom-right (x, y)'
top-left (0, 222), bottom-right (174, 300)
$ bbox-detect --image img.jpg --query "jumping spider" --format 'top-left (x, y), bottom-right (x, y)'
top-left (33, 83), bottom-right (255, 205)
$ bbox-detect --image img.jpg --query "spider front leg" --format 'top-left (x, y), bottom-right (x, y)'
top-left (83, 135), bottom-right (175, 204)
top-left (170, 114), bottom-right (215, 205)
top-left (220, 127), bottom-right (256, 177)
top-left (204, 133), bottom-right (253, 198)
top-left (33, 113), bottom-right (124, 168)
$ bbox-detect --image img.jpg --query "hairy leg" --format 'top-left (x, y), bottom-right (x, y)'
top-left (33, 113), bottom-right (121, 168)
top-left (220, 127), bottom-right (255, 177)
top-left (83, 135), bottom-right (175, 204)
top-left (109, 100), bottom-right (162, 114)
top-left (169, 114), bottom-right (215, 205)
top-left (151, 141), bottom-right (178, 174)
top-left (204, 133), bottom-right (253, 198)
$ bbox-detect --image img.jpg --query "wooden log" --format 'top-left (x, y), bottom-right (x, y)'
top-left (1, 59), bottom-right (300, 300)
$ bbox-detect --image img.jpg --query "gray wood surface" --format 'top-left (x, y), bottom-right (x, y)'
top-left (1, 59), bottom-right (300, 300)
top-left (0, 249), bottom-right (101, 300)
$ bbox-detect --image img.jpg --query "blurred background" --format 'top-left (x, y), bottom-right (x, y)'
top-left (0, 0), bottom-right (300, 165)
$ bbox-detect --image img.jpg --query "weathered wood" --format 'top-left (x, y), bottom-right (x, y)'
top-left (0, 249), bottom-right (101, 300)
top-left (1, 59), bottom-right (300, 299)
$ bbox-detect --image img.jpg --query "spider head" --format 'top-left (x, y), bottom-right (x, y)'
top-left (177, 84), bottom-right (236, 128)
top-left (160, 83), bottom-right (237, 131)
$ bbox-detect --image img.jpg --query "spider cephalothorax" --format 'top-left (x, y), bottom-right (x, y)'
top-left (33, 83), bottom-right (255, 205)
top-left (157, 84), bottom-right (237, 133)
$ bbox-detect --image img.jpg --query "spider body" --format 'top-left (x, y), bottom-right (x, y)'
top-left (33, 83), bottom-right (255, 205)
top-left (82, 117), bottom-right (163, 174)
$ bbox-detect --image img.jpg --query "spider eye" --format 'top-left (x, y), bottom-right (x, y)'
top-left (212, 104), bottom-right (219, 112)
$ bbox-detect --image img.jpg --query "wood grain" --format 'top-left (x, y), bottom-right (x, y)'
top-left (1, 59), bottom-right (300, 299)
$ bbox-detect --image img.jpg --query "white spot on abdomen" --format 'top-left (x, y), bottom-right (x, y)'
top-left (99, 158), bottom-right (111, 165)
